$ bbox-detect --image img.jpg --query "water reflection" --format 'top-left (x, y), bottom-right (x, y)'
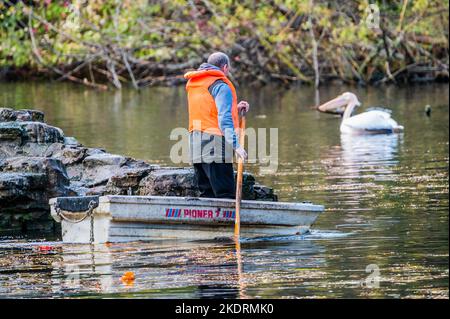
top-left (336, 133), bottom-right (401, 183)
top-left (51, 244), bottom-right (113, 296)
top-left (0, 237), bottom-right (327, 298)
top-left (340, 133), bottom-right (400, 166)
top-left (319, 133), bottom-right (401, 210)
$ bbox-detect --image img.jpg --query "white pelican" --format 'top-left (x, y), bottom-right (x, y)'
top-left (317, 92), bottom-right (404, 134)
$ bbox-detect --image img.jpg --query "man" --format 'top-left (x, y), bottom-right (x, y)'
top-left (184, 52), bottom-right (250, 199)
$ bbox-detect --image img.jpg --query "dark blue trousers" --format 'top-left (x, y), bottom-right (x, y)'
top-left (193, 163), bottom-right (235, 199)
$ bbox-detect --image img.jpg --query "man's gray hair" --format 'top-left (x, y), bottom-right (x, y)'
top-left (207, 52), bottom-right (230, 68)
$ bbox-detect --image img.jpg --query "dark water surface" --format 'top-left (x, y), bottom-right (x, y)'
top-left (0, 82), bottom-right (448, 298)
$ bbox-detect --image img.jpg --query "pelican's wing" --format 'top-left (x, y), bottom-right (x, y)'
top-left (343, 110), bottom-right (398, 133)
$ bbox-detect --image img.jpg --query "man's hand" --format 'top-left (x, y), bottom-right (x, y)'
top-left (237, 101), bottom-right (250, 113)
top-left (235, 146), bottom-right (247, 161)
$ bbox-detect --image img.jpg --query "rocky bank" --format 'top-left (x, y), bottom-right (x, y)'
top-left (0, 108), bottom-right (277, 231)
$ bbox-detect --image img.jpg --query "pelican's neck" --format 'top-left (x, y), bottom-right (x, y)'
top-left (342, 101), bottom-right (357, 120)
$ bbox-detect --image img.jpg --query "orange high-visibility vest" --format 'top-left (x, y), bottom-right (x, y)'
top-left (184, 69), bottom-right (239, 136)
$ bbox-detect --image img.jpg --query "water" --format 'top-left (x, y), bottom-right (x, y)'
top-left (0, 82), bottom-right (448, 298)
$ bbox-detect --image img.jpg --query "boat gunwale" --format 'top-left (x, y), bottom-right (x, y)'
top-left (99, 195), bottom-right (325, 212)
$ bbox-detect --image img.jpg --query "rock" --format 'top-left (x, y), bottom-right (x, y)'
top-left (79, 154), bottom-right (156, 189)
top-left (51, 145), bottom-right (87, 166)
top-left (105, 166), bottom-right (158, 195)
top-left (61, 147), bottom-right (104, 182)
top-left (253, 184), bottom-right (278, 201)
top-left (65, 163), bottom-right (84, 182)
top-left (0, 157), bottom-right (72, 216)
top-left (85, 147), bottom-right (107, 156)
top-left (139, 168), bottom-right (200, 197)
top-left (20, 109), bottom-right (45, 122)
top-left (81, 153), bottom-right (129, 187)
top-left (0, 156), bottom-right (71, 198)
top-left (83, 153), bottom-right (127, 167)
top-left (0, 123), bottom-right (23, 143)
top-left (0, 121), bottom-right (64, 145)
top-left (0, 108), bottom-right (16, 122)
top-left (65, 181), bottom-right (89, 196)
top-left (63, 136), bottom-right (80, 146)
top-left (0, 172), bottom-right (47, 192)
top-left (21, 122), bottom-right (64, 144)
top-left (0, 172), bottom-right (48, 212)
top-left (85, 184), bottom-right (107, 196)
top-left (0, 108), bottom-right (44, 123)
top-left (240, 172), bottom-right (256, 200)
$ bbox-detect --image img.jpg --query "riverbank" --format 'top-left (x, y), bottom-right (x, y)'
top-left (1, 65), bottom-right (448, 91)
top-left (1, 1), bottom-right (448, 89)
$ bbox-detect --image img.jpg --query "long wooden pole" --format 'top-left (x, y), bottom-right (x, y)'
top-left (234, 112), bottom-right (246, 239)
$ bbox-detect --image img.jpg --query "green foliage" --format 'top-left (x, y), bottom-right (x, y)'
top-left (0, 0), bottom-right (448, 86)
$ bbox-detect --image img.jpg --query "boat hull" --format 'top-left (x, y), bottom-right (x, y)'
top-left (49, 195), bottom-right (324, 243)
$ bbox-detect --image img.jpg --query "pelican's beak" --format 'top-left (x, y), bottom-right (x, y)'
top-left (317, 95), bottom-right (349, 113)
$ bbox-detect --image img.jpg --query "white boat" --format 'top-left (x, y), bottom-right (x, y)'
top-left (49, 195), bottom-right (324, 243)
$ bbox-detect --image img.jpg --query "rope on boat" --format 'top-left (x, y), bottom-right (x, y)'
top-left (54, 200), bottom-right (97, 244)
